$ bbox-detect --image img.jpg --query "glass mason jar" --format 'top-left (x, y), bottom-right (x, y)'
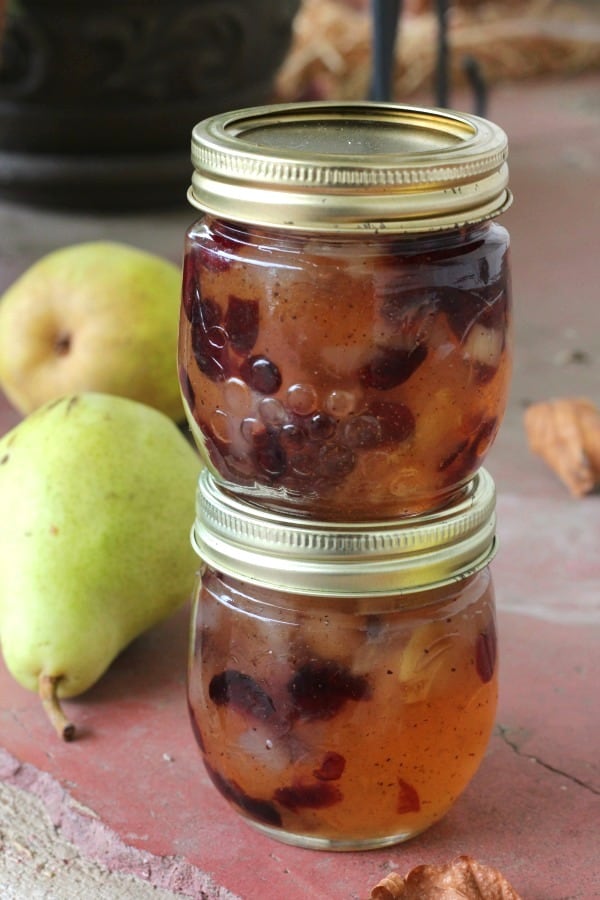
top-left (179, 102), bottom-right (512, 520)
top-left (188, 467), bottom-right (499, 851)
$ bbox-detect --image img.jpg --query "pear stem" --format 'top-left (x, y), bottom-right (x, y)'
top-left (38, 674), bottom-right (76, 741)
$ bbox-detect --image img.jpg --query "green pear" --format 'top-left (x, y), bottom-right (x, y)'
top-left (0, 241), bottom-right (184, 420)
top-left (0, 393), bottom-right (201, 740)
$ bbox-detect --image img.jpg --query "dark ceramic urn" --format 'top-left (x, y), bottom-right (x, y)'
top-left (0, 0), bottom-right (300, 209)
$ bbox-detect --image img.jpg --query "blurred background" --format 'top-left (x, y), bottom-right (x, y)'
top-left (276, 0), bottom-right (600, 105)
top-left (0, 0), bottom-right (598, 211)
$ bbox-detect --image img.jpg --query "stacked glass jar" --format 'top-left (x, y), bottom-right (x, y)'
top-left (179, 102), bottom-right (512, 850)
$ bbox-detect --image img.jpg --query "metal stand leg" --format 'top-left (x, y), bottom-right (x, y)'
top-left (370, 0), bottom-right (402, 102)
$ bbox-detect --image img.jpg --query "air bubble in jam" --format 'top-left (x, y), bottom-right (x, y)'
top-left (280, 422), bottom-right (305, 450)
top-left (223, 378), bottom-right (252, 416)
top-left (240, 417), bottom-right (263, 443)
top-left (259, 397), bottom-right (288, 426)
top-left (325, 389), bottom-right (359, 418)
top-left (287, 383), bottom-right (318, 416)
top-left (240, 356), bottom-right (282, 395)
top-left (307, 411), bottom-right (336, 441)
top-left (206, 325), bottom-right (227, 349)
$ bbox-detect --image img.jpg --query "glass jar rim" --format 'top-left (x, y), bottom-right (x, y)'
top-left (192, 469), bottom-right (497, 596)
top-left (188, 101), bottom-right (511, 234)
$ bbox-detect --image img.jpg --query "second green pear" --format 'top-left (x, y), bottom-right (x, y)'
top-left (0, 393), bottom-right (202, 738)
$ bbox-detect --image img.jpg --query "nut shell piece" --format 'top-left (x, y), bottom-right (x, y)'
top-left (369, 854), bottom-right (522, 899)
top-left (524, 397), bottom-right (600, 497)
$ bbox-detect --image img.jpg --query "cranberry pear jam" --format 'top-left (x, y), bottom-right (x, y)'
top-left (179, 102), bottom-right (512, 519)
top-left (188, 468), bottom-right (498, 850)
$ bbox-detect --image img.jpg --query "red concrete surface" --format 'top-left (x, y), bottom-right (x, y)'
top-left (1, 74), bottom-right (599, 899)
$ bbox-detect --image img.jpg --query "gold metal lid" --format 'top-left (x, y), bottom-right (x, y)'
top-left (192, 468), bottom-right (497, 597)
top-left (189, 101), bottom-right (511, 233)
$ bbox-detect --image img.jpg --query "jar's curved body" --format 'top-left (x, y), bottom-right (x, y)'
top-left (187, 565), bottom-right (497, 850)
top-left (179, 216), bottom-right (511, 519)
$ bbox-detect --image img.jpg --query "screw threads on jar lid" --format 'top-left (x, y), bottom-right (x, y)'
top-left (192, 468), bottom-right (497, 597)
top-left (189, 101), bottom-right (511, 233)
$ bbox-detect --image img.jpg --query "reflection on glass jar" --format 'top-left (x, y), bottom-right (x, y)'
top-left (179, 218), bottom-right (511, 519)
top-left (187, 468), bottom-right (498, 850)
